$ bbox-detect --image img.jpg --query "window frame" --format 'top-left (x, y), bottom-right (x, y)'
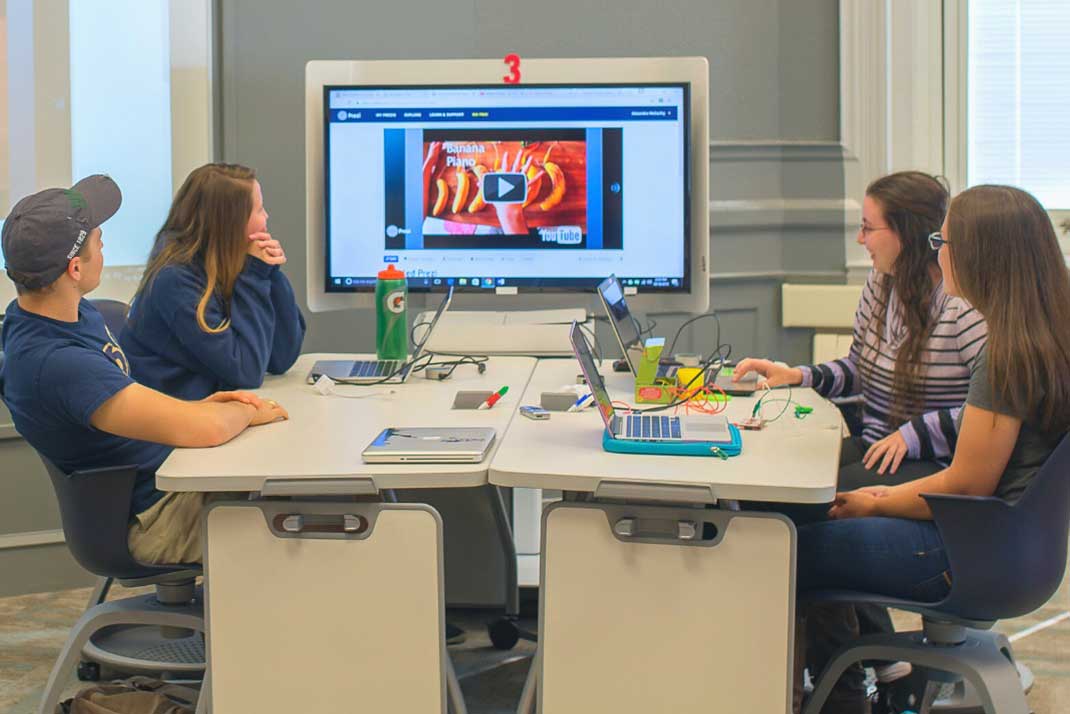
top-left (840, 0), bottom-right (1069, 260)
top-left (943, 0), bottom-right (1070, 254)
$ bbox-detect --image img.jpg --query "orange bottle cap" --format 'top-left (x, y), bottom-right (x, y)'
top-left (377, 264), bottom-right (405, 279)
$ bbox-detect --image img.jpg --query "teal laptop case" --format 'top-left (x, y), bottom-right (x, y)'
top-left (601, 422), bottom-right (743, 458)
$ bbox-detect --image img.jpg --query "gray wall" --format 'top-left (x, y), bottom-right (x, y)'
top-left (1, 0), bottom-right (848, 596)
top-left (217, 0), bottom-right (845, 362)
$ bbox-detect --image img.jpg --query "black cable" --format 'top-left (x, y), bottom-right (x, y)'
top-left (418, 353), bottom-right (490, 379)
top-left (666, 311), bottom-right (722, 357)
top-left (336, 351), bottom-right (436, 387)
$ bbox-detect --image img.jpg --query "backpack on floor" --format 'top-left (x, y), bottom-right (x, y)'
top-left (58, 676), bottom-right (199, 714)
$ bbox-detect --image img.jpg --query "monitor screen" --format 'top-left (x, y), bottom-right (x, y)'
top-left (323, 83), bottom-right (690, 294)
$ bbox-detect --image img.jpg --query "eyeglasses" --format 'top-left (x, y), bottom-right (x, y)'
top-left (858, 224), bottom-right (892, 236)
top-left (928, 231), bottom-right (947, 251)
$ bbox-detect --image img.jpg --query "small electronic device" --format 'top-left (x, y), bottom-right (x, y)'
top-left (520, 405), bottom-right (551, 420)
top-left (361, 427), bottom-right (496, 463)
top-left (569, 321), bottom-right (739, 454)
top-left (307, 286), bottom-right (452, 384)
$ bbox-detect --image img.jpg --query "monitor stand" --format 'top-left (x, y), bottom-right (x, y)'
top-left (420, 308), bottom-right (585, 356)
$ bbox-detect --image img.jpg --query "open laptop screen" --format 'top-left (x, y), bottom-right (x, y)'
top-left (569, 321), bottom-right (616, 432)
top-left (410, 285), bottom-right (454, 361)
top-left (597, 274), bottom-right (641, 372)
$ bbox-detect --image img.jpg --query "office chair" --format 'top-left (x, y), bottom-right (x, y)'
top-left (37, 457), bottom-right (206, 714)
top-left (803, 435), bottom-right (1070, 714)
top-left (89, 298), bottom-right (131, 337)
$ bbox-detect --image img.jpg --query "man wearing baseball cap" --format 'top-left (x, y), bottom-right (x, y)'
top-left (1, 175), bottom-right (288, 564)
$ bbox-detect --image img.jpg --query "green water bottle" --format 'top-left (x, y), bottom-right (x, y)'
top-left (375, 264), bottom-right (408, 360)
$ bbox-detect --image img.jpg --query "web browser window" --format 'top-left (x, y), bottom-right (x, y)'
top-left (324, 84), bottom-right (689, 292)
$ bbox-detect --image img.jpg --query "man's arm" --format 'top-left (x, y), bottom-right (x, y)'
top-left (90, 383), bottom-right (265, 448)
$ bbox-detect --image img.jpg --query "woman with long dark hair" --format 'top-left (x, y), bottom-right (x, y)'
top-left (737, 171), bottom-right (987, 486)
top-left (794, 185), bottom-right (1070, 713)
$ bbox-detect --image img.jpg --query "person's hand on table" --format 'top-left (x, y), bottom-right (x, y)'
top-left (204, 391), bottom-right (287, 425)
top-left (732, 358), bottom-right (803, 388)
top-left (203, 391), bottom-right (264, 408)
top-left (249, 398), bottom-right (288, 426)
top-left (863, 431), bottom-right (910, 475)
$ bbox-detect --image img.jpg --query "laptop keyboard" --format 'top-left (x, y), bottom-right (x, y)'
top-left (624, 414), bottom-right (682, 440)
top-left (349, 360), bottom-right (402, 378)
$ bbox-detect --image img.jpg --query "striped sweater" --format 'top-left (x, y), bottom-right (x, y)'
top-left (798, 270), bottom-right (988, 461)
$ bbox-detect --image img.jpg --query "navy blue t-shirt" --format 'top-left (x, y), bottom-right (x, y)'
top-left (1, 299), bottom-right (170, 517)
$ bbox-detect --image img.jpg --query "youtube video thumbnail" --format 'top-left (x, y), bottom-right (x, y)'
top-left (384, 128), bottom-right (622, 250)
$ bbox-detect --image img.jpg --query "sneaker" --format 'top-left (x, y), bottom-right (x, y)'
top-left (874, 661), bottom-right (912, 684)
top-left (445, 622), bottom-right (466, 646)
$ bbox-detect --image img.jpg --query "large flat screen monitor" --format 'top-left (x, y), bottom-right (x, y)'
top-left (306, 58), bottom-right (708, 313)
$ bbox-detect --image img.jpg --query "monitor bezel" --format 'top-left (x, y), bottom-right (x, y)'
top-left (306, 57), bottom-right (709, 314)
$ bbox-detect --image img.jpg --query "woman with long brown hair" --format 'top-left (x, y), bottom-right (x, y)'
top-left (737, 171), bottom-right (987, 487)
top-left (794, 185), bottom-right (1070, 713)
top-left (120, 163), bottom-right (306, 400)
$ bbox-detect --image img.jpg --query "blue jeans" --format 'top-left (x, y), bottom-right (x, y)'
top-left (797, 516), bottom-right (951, 601)
top-left (795, 517), bottom-right (952, 706)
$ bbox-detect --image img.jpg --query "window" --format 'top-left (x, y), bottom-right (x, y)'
top-left (966, 1), bottom-right (1070, 214)
top-left (0, 0), bottom-right (212, 304)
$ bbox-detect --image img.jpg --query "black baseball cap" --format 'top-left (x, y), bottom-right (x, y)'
top-left (2, 175), bottom-right (122, 290)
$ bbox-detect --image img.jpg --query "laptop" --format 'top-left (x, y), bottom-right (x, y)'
top-left (308, 286), bottom-right (453, 384)
top-left (596, 275), bottom-right (677, 380)
top-left (569, 321), bottom-right (733, 444)
top-left (596, 274), bottom-right (761, 395)
top-left (361, 427), bottom-right (496, 463)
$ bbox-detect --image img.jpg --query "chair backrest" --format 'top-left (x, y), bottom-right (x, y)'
top-left (925, 434), bottom-right (1070, 621)
top-left (89, 298), bottom-right (130, 336)
top-left (40, 456), bottom-right (187, 580)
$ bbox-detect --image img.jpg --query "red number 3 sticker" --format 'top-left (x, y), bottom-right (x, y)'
top-left (503, 54), bottom-right (521, 84)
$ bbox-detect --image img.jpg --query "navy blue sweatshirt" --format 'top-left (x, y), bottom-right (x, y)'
top-left (120, 256), bottom-right (306, 400)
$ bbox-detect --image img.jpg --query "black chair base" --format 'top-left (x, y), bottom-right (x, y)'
top-left (805, 623), bottom-right (1029, 714)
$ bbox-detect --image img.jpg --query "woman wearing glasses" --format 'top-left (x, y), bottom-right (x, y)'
top-left (735, 171), bottom-right (987, 699)
top-left (736, 171), bottom-right (986, 489)
top-left (792, 185), bottom-right (1070, 714)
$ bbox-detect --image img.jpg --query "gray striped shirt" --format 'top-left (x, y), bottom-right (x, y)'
top-left (798, 270), bottom-right (988, 460)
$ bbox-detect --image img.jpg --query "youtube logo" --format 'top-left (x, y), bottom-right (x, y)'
top-left (483, 172), bottom-right (527, 204)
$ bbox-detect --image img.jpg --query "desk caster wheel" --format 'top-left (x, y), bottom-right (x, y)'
top-left (77, 661), bottom-right (101, 682)
top-left (488, 618), bottom-right (520, 650)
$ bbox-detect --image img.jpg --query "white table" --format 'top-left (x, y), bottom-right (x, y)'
top-left (157, 353), bottom-right (538, 714)
top-left (490, 358), bottom-right (844, 714)
top-left (491, 358), bottom-right (843, 503)
top-left (159, 353), bottom-right (537, 493)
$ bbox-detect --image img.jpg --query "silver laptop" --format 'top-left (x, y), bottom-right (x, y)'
top-left (596, 274), bottom-right (677, 380)
top-left (361, 427), bottom-right (497, 463)
top-left (570, 321), bottom-right (731, 443)
top-left (597, 275), bottom-right (760, 395)
top-left (308, 286), bottom-right (453, 384)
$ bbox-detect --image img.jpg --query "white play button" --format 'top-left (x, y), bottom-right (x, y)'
top-left (497, 175), bottom-right (517, 196)
top-left (483, 172), bottom-right (527, 204)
